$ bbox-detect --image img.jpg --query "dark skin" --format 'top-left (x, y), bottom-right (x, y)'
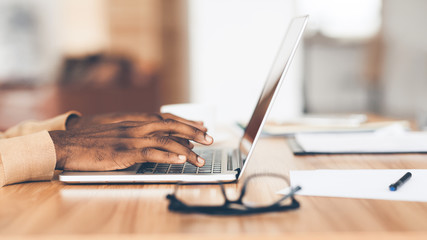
top-left (49, 113), bottom-right (213, 171)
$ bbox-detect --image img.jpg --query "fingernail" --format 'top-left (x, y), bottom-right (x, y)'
top-left (197, 156), bottom-right (205, 164)
top-left (205, 135), bottom-right (213, 144)
top-left (178, 155), bottom-right (187, 161)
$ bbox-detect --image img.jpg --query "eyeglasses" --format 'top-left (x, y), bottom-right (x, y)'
top-left (166, 173), bottom-right (301, 216)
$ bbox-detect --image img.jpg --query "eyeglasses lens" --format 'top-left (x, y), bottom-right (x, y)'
top-left (175, 185), bottom-right (226, 206)
top-left (241, 175), bottom-right (291, 208)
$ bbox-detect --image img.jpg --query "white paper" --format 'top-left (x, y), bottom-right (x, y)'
top-left (283, 114), bottom-right (367, 126)
top-left (280, 169), bottom-right (427, 202)
top-left (295, 131), bottom-right (427, 153)
top-left (262, 120), bottom-right (410, 136)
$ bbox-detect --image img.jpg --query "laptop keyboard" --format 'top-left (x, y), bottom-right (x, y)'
top-left (137, 149), bottom-right (223, 174)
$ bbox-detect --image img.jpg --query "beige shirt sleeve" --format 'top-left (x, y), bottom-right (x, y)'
top-left (0, 111), bottom-right (81, 139)
top-left (0, 111), bottom-right (81, 187)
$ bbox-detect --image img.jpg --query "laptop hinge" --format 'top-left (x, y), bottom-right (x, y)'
top-left (227, 149), bottom-right (241, 170)
top-left (229, 149), bottom-right (242, 178)
top-left (234, 168), bottom-right (241, 178)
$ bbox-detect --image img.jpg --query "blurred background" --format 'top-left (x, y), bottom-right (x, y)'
top-left (0, 0), bottom-right (426, 130)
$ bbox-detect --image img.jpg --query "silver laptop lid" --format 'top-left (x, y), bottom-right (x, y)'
top-left (237, 15), bottom-right (308, 176)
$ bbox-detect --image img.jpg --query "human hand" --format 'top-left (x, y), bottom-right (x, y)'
top-left (66, 112), bottom-right (207, 132)
top-left (50, 119), bottom-right (213, 171)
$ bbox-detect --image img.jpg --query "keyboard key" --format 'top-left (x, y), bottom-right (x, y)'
top-left (154, 168), bottom-right (168, 174)
top-left (157, 163), bottom-right (170, 168)
top-left (145, 163), bottom-right (156, 167)
top-left (170, 166), bottom-right (183, 170)
top-left (169, 169), bottom-right (183, 174)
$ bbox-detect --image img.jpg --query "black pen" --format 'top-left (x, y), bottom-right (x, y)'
top-left (389, 172), bottom-right (412, 191)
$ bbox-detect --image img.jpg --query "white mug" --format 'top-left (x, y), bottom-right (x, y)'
top-left (160, 103), bottom-right (216, 137)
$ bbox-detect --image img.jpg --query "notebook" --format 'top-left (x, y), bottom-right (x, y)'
top-left (59, 15), bottom-right (309, 183)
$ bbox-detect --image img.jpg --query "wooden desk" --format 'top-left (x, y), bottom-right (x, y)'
top-left (1, 135), bottom-right (427, 239)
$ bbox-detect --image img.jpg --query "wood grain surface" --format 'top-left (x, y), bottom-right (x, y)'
top-left (1, 131), bottom-right (427, 238)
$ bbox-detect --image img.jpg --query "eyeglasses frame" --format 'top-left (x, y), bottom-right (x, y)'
top-left (166, 173), bottom-right (301, 216)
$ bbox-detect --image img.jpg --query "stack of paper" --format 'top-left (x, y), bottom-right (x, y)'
top-left (294, 132), bottom-right (427, 154)
top-left (290, 123), bottom-right (427, 154)
top-left (280, 169), bottom-right (427, 202)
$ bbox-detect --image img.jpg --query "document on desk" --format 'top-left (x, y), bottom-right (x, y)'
top-left (262, 113), bottom-right (410, 136)
top-left (291, 129), bottom-right (427, 154)
top-left (280, 169), bottom-right (427, 202)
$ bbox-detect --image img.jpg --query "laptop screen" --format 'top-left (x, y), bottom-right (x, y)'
top-left (238, 16), bottom-right (308, 167)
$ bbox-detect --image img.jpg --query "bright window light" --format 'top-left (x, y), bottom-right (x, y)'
top-left (297, 0), bottom-right (382, 39)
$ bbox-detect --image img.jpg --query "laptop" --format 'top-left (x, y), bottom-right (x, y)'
top-left (59, 15), bottom-right (309, 184)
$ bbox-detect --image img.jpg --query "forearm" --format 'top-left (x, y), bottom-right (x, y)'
top-left (0, 111), bottom-right (81, 187)
top-left (0, 131), bottom-right (57, 187)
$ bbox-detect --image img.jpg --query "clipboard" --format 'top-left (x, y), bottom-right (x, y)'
top-left (287, 135), bottom-right (427, 156)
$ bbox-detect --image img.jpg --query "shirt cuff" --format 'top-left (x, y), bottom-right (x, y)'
top-left (0, 131), bottom-right (56, 187)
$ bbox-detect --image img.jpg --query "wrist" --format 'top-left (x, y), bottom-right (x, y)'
top-left (49, 130), bottom-right (66, 170)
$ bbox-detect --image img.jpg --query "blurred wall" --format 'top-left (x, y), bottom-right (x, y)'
top-left (301, 0), bottom-right (427, 120)
top-left (0, 0), bottom-right (189, 130)
top-left (188, 0), bottom-right (302, 124)
top-left (60, 0), bottom-right (109, 57)
top-left (0, 0), bottom-right (62, 84)
top-left (380, 0), bottom-right (427, 119)
top-left (60, 0), bottom-right (189, 106)
top-left (60, 0), bottom-right (163, 74)
top-left (303, 36), bottom-right (371, 113)
top-left (299, 0), bottom-right (382, 115)
top-left (159, 0), bottom-right (190, 105)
